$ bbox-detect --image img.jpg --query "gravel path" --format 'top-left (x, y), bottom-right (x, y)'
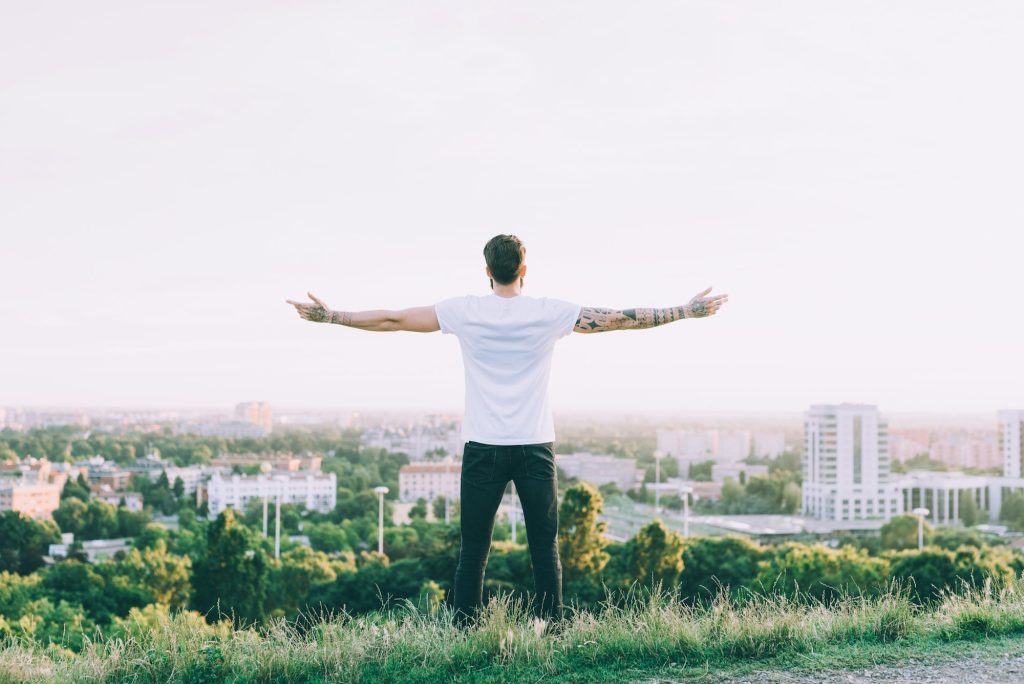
top-left (724, 652), bottom-right (1024, 683)
top-left (636, 651), bottom-right (1024, 683)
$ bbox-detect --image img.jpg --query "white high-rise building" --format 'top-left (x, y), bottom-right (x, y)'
top-left (999, 410), bottom-right (1024, 479)
top-left (802, 404), bottom-right (900, 521)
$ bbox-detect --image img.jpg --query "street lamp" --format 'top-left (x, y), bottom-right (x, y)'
top-left (912, 507), bottom-right (929, 550)
top-left (374, 486), bottom-right (389, 555)
top-left (653, 450), bottom-right (664, 514)
top-left (679, 484), bottom-right (693, 538)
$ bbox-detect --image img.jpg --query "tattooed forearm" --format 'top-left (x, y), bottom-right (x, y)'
top-left (325, 310), bottom-right (353, 326)
top-left (575, 305), bottom-right (686, 333)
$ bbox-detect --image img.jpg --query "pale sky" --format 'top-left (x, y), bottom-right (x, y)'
top-left (2, 1), bottom-right (1022, 414)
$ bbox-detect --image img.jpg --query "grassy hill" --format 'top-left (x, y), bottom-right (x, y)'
top-left (3, 579), bottom-right (1024, 683)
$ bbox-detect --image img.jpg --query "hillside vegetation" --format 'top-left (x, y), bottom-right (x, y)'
top-left (4, 578), bottom-right (1024, 683)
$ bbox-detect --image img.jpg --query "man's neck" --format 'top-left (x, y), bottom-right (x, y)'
top-left (491, 283), bottom-right (522, 298)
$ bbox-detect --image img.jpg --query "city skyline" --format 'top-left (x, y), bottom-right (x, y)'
top-left (3, 2), bottom-right (1023, 412)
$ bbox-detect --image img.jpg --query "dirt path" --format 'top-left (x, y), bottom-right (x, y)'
top-left (722, 652), bottom-right (1024, 683)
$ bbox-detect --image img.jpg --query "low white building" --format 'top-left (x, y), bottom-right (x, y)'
top-left (205, 471), bottom-right (336, 518)
top-left (399, 462), bottom-right (461, 502)
top-left (554, 452), bottom-right (640, 491)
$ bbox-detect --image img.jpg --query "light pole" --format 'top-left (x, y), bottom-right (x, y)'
top-left (653, 450), bottom-right (663, 515)
top-left (912, 507), bottom-right (929, 550)
top-left (679, 484), bottom-right (693, 538)
top-left (274, 494), bottom-right (281, 560)
top-left (374, 486), bottom-right (389, 555)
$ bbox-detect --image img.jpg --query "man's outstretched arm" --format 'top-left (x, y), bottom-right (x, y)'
top-left (286, 292), bottom-right (440, 332)
top-left (574, 287), bottom-right (728, 333)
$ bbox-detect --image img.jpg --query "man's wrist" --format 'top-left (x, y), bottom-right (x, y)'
top-left (324, 309), bottom-right (335, 324)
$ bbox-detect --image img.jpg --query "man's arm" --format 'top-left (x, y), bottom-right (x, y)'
top-left (286, 293), bottom-right (440, 332)
top-left (574, 287), bottom-right (728, 333)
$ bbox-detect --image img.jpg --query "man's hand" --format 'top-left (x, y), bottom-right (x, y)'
top-left (286, 292), bottom-right (336, 323)
top-left (683, 287), bottom-right (728, 319)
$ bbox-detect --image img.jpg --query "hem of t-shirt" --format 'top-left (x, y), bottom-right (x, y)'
top-left (461, 433), bottom-right (557, 446)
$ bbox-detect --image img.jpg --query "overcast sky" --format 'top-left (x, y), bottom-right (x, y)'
top-left (2, 1), bottom-right (1022, 415)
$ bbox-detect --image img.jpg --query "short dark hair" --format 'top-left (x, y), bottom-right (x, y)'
top-left (483, 234), bottom-right (525, 285)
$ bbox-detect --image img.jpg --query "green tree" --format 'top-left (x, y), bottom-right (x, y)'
top-left (880, 513), bottom-right (933, 551)
top-left (756, 543), bottom-right (890, 603)
top-left (409, 497), bottom-right (428, 520)
top-left (687, 460), bottom-right (714, 482)
top-left (0, 511), bottom-right (61, 574)
top-left (959, 491), bottom-right (982, 527)
top-left (61, 473), bottom-right (91, 501)
top-left (999, 491), bottom-right (1024, 530)
top-left (191, 509), bottom-right (269, 624)
top-left (116, 540), bottom-right (192, 609)
top-left (781, 482), bottom-right (802, 514)
top-left (267, 546), bottom-right (340, 617)
top-left (623, 519), bottom-right (685, 591)
top-left (558, 483), bottom-right (611, 602)
top-left (679, 535), bottom-right (767, 602)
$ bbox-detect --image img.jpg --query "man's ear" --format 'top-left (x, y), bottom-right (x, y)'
top-left (519, 264), bottom-right (527, 277)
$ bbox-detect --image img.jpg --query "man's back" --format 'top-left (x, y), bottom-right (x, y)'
top-left (435, 293), bottom-right (581, 446)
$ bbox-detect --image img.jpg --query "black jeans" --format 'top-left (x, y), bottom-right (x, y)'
top-left (452, 440), bottom-right (563, 624)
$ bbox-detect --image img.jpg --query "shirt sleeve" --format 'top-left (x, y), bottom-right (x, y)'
top-left (546, 297), bottom-right (582, 340)
top-left (434, 296), bottom-right (467, 336)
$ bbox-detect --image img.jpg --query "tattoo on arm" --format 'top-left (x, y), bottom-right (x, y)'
top-left (574, 305), bottom-right (686, 333)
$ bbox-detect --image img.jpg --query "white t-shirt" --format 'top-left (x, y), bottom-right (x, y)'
top-left (435, 293), bottom-right (582, 445)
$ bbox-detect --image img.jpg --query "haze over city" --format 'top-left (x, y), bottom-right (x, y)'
top-left (2, 2), bottom-right (1023, 413)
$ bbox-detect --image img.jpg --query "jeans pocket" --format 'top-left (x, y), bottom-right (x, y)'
top-left (461, 443), bottom-right (496, 484)
top-left (524, 442), bottom-right (556, 480)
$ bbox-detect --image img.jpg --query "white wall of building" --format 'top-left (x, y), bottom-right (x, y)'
top-left (205, 472), bottom-right (336, 518)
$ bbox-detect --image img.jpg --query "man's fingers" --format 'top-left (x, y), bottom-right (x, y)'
top-left (308, 292), bottom-right (327, 308)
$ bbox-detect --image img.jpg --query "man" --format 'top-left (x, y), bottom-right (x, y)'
top-left (286, 234), bottom-right (728, 630)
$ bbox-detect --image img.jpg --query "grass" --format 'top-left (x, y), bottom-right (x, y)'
top-left (3, 579), bottom-right (1024, 683)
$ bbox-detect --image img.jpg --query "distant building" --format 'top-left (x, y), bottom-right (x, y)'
top-left (236, 401), bottom-right (273, 434)
top-left (752, 432), bottom-right (787, 459)
top-left (211, 451), bottom-right (322, 474)
top-left (204, 471), bottom-right (336, 518)
top-left (889, 430), bottom-right (932, 462)
top-left (554, 452), bottom-right (640, 491)
top-left (999, 410), bottom-right (1024, 478)
top-left (930, 433), bottom-right (1000, 471)
top-left (802, 404), bottom-right (900, 522)
top-left (185, 420), bottom-right (267, 439)
top-left (399, 462), bottom-right (461, 502)
top-left (0, 479), bottom-right (62, 518)
top-left (712, 462), bottom-right (769, 483)
top-left (656, 429), bottom-right (715, 462)
top-left (362, 424), bottom-right (463, 460)
top-left (716, 430), bottom-right (752, 461)
top-left (91, 486), bottom-right (145, 512)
